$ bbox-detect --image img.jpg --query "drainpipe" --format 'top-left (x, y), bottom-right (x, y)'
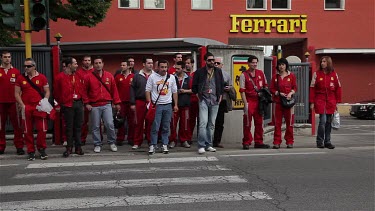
top-left (175, 0), bottom-right (178, 38)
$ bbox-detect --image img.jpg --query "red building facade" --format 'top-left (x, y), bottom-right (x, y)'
top-left (29, 0), bottom-right (375, 103)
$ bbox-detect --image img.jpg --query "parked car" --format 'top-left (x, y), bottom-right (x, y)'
top-left (350, 101), bottom-right (375, 120)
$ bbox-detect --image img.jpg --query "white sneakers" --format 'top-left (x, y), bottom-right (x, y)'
top-left (149, 145), bottom-right (155, 155)
top-left (132, 145), bottom-right (139, 150)
top-left (168, 142), bottom-right (176, 148)
top-left (94, 146), bottom-right (101, 153)
top-left (94, 144), bottom-right (117, 153)
top-left (198, 146), bottom-right (216, 154)
top-left (110, 144), bottom-right (118, 152)
top-left (162, 145), bottom-right (169, 154)
top-left (182, 141), bottom-right (191, 148)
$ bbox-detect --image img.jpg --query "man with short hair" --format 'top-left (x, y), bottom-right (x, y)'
top-left (54, 57), bottom-right (85, 157)
top-left (114, 55), bottom-right (138, 77)
top-left (130, 56), bottom-right (154, 149)
top-left (185, 56), bottom-right (198, 144)
top-left (76, 55), bottom-right (94, 145)
top-left (146, 60), bottom-right (178, 154)
top-left (192, 52), bottom-right (224, 154)
top-left (169, 61), bottom-right (192, 148)
top-left (0, 51), bottom-right (24, 155)
top-left (213, 57), bottom-right (233, 148)
top-left (15, 58), bottom-right (50, 161)
top-left (115, 60), bottom-right (135, 146)
top-left (82, 56), bottom-right (121, 153)
top-left (168, 53), bottom-right (183, 75)
top-left (240, 55), bottom-right (270, 149)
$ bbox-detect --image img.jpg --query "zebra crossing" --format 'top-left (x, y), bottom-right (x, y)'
top-left (0, 156), bottom-right (272, 210)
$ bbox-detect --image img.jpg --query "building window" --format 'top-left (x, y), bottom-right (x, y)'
top-left (246, 0), bottom-right (266, 10)
top-left (325, 0), bottom-right (345, 10)
top-left (144, 0), bottom-right (165, 9)
top-left (118, 0), bottom-right (140, 9)
top-left (271, 0), bottom-right (291, 10)
top-left (192, 0), bottom-right (212, 10)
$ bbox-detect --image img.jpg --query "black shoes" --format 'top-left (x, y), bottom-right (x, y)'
top-left (272, 145), bottom-right (280, 149)
top-left (63, 147), bottom-right (72, 158)
top-left (243, 145), bottom-right (250, 150)
top-left (317, 143), bottom-right (324, 149)
top-left (0, 150), bottom-right (4, 155)
top-left (39, 149), bottom-right (48, 160)
top-left (286, 144), bottom-right (294, 149)
top-left (28, 152), bottom-right (36, 161)
top-left (16, 148), bottom-right (25, 155)
top-left (254, 144), bottom-right (270, 149)
top-left (75, 146), bottom-right (84, 155)
top-left (324, 143), bottom-right (335, 149)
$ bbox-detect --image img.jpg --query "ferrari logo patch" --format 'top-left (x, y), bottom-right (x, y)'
top-left (36, 80), bottom-right (39, 84)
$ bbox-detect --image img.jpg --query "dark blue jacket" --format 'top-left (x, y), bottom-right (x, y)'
top-left (192, 66), bottom-right (224, 102)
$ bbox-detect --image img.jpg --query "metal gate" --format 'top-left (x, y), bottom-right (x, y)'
top-left (289, 63), bottom-right (310, 123)
top-left (0, 47), bottom-right (53, 131)
top-left (263, 57), bottom-right (273, 124)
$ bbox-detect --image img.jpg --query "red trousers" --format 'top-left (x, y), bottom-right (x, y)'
top-left (169, 107), bottom-right (190, 143)
top-left (273, 103), bottom-right (294, 145)
top-left (187, 101), bottom-right (199, 141)
top-left (242, 100), bottom-right (264, 145)
top-left (23, 106), bottom-right (47, 153)
top-left (116, 102), bottom-right (135, 142)
top-left (0, 103), bottom-right (23, 151)
top-left (133, 100), bottom-right (150, 146)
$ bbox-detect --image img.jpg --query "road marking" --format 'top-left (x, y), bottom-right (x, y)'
top-left (221, 152), bottom-right (327, 157)
top-left (0, 191), bottom-right (272, 210)
top-left (14, 165), bottom-right (231, 179)
top-left (0, 164), bottom-right (20, 167)
top-left (26, 156), bottom-right (218, 169)
top-left (332, 133), bottom-right (375, 136)
top-left (1, 175), bottom-right (246, 194)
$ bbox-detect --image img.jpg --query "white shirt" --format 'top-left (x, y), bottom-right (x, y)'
top-left (145, 73), bottom-right (177, 105)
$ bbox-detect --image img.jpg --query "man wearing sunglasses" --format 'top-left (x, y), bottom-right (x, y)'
top-left (15, 58), bottom-right (50, 161)
top-left (0, 51), bottom-right (24, 155)
top-left (192, 52), bottom-right (225, 154)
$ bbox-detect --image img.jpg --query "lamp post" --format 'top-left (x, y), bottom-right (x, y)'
top-left (304, 52), bottom-right (310, 62)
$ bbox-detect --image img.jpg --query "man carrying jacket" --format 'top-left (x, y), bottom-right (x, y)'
top-left (192, 52), bottom-right (224, 154)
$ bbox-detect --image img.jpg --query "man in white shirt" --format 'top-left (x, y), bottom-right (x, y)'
top-left (146, 60), bottom-right (178, 154)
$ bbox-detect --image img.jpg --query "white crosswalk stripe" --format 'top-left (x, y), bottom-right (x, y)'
top-left (1, 156), bottom-right (272, 210)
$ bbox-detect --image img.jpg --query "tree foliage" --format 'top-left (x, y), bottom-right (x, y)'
top-left (0, 0), bottom-right (112, 46)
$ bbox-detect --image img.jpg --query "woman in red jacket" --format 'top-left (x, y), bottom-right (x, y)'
top-left (310, 56), bottom-right (342, 149)
top-left (270, 58), bottom-right (297, 149)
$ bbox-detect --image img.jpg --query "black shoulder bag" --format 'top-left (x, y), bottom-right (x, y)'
top-left (22, 74), bottom-right (44, 98)
top-left (92, 72), bottom-right (112, 98)
top-left (277, 75), bottom-right (296, 108)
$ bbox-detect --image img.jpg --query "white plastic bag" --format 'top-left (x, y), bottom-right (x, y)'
top-left (331, 111), bottom-right (340, 130)
top-left (36, 98), bottom-right (53, 114)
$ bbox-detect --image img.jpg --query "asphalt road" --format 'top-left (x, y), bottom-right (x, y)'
top-left (0, 117), bottom-right (374, 211)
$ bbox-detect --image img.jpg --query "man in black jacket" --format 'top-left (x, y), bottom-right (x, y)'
top-left (192, 52), bottom-right (224, 154)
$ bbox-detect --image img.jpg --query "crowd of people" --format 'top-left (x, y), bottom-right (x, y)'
top-left (0, 50), bottom-right (342, 161)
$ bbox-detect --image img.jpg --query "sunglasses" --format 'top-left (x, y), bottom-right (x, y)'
top-left (206, 59), bottom-right (215, 62)
top-left (24, 65), bottom-right (34, 68)
top-left (214, 62), bottom-right (221, 65)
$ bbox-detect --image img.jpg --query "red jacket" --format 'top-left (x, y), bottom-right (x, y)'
top-left (270, 71), bottom-right (298, 103)
top-left (76, 67), bottom-right (93, 83)
top-left (54, 71), bottom-right (84, 107)
top-left (239, 69), bottom-right (268, 101)
top-left (115, 72), bottom-right (134, 102)
top-left (15, 72), bottom-right (49, 106)
top-left (82, 70), bottom-right (121, 107)
top-left (309, 70), bottom-right (342, 114)
top-left (0, 66), bottom-right (20, 103)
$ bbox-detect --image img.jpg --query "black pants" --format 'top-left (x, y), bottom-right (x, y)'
top-left (213, 100), bottom-right (227, 146)
top-left (63, 101), bottom-right (84, 147)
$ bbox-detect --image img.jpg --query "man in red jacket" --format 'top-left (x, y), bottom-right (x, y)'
top-left (115, 60), bottom-right (135, 146)
top-left (54, 57), bottom-right (85, 157)
top-left (15, 58), bottom-right (50, 161)
top-left (0, 51), bottom-right (24, 155)
top-left (239, 55), bottom-right (270, 150)
top-left (76, 55), bottom-right (94, 145)
top-left (168, 53), bottom-right (183, 75)
top-left (82, 56), bottom-right (121, 153)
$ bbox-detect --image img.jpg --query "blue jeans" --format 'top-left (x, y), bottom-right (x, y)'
top-left (151, 104), bottom-right (173, 146)
top-left (91, 104), bottom-right (116, 146)
top-left (198, 100), bottom-right (219, 149)
top-left (317, 114), bottom-right (333, 145)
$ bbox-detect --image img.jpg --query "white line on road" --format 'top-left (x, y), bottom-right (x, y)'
top-left (14, 165), bottom-right (231, 179)
top-left (0, 191), bottom-right (272, 210)
top-left (26, 156), bottom-right (218, 169)
top-left (0, 175), bottom-right (246, 194)
top-left (221, 152), bottom-right (327, 157)
top-left (332, 133), bottom-right (375, 136)
top-left (0, 164), bottom-right (20, 167)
